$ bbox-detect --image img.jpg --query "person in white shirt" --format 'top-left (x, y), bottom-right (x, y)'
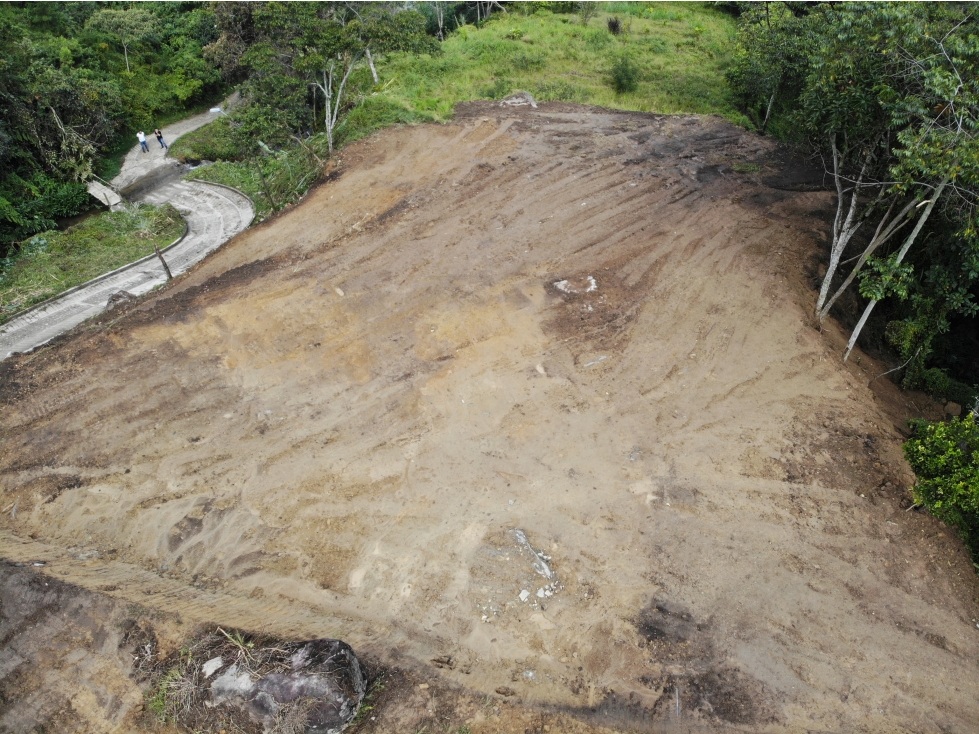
top-left (137, 131), bottom-right (149, 153)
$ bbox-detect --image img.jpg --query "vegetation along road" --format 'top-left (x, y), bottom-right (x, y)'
top-left (0, 106), bottom-right (254, 359)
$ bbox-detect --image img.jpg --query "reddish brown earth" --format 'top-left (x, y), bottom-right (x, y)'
top-left (1, 103), bottom-right (978, 733)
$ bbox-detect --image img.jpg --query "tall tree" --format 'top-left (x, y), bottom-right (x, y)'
top-left (85, 8), bottom-right (158, 74)
top-left (209, 2), bottom-right (437, 154)
top-left (733, 3), bottom-right (979, 364)
top-left (841, 13), bottom-right (979, 360)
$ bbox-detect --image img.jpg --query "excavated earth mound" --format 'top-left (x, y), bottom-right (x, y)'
top-left (1, 103), bottom-right (978, 733)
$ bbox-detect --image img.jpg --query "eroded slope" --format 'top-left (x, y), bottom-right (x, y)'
top-left (1, 104), bottom-right (978, 733)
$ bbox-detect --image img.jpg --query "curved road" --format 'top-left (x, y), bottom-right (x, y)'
top-left (0, 105), bottom-right (253, 359)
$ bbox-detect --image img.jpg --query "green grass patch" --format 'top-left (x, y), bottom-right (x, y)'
top-left (0, 203), bottom-right (183, 324)
top-left (169, 115), bottom-right (243, 164)
top-left (379, 1), bottom-right (745, 121)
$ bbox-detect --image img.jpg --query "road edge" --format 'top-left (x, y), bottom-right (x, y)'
top-left (0, 181), bottom-right (253, 337)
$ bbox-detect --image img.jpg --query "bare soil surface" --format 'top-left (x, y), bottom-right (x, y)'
top-left (2, 103), bottom-right (978, 733)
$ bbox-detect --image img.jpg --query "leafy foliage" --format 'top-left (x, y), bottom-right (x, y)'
top-left (905, 415), bottom-right (979, 561)
top-left (0, 2), bottom-right (224, 257)
top-left (610, 54), bottom-right (639, 93)
top-left (732, 2), bottom-right (979, 374)
top-left (205, 2), bottom-right (438, 154)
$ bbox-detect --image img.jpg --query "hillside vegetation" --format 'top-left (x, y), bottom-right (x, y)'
top-left (0, 3), bottom-right (224, 253)
top-left (175, 2), bottom-right (743, 218)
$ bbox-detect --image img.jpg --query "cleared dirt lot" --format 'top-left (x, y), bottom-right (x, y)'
top-left (1, 103), bottom-right (978, 733)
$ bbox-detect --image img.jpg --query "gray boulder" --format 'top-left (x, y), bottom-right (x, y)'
top-left (209, 638), bottom-right (365, 733)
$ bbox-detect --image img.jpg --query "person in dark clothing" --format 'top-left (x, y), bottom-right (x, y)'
top-left (154, 128), bottom-right (168, 149)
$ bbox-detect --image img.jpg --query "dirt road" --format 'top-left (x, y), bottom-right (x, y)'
top-left (1, 103), bottom-right (977, 733)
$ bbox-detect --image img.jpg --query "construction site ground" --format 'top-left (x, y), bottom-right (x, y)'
top-left (1, 103), bottom-right (977, 734)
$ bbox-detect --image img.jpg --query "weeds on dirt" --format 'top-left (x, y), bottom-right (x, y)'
top-left (0, 203), bottom-right (183, 324)
top-left (610, 54), bottom-right (640, 93)
top-left (146, 627), bottom-right (323, 733)
top-left (347, 671), bottom-right (386, 730)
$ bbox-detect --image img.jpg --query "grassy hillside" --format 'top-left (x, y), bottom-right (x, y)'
top-left (179, 3), bottom-right (743, 220)
top-left (382, 2), bottom-right (743, 121)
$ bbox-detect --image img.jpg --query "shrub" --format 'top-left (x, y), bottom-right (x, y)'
top-left (584, 27), bottom-right (612, 50)
top-left (168, 117), bottom-right (243, 163)
top-left (610, 54), bottom-right (639, 93)
top-left (920, 367), bottom-right (952, 400)
top-left (905, 415), bottom-right (979, 561)
top-left (577, 1), bottom-right (599, 25)
top-left (482, 78), bottom-right (512, 99)
top-left (608, 17), bottom-right (623, 35)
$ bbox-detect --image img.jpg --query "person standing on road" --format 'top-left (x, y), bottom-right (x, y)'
top-left (154, 128), bottom-right (167, 149)
top-left (137, 131), bottom-right (149, 153)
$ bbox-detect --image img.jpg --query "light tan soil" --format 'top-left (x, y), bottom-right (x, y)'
top-left (2, 103), bottom-right (978, 733)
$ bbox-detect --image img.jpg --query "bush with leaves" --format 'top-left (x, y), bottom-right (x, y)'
top-left (905, 415), bottom-right (979, 561)
top-left (609, 54), bottom-right (639, 94)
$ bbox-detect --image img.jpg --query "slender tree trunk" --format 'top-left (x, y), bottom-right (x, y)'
top-left (760, 88), bottom-right (777, 134)
top-left (319, 54), bottom-right (361, 154)
top-left (322, 68), bottom-right (333, 152)
top-left (154, 243), bottom-right (172, 280)
top-left (435, 1), bottom-right (445, 40)
top-left (123, 44), bottom-right (130, 74)
top-left (815, 135), bottom-right (870, 318)
top-left (366, 48), bottom-right (379, 85)
top-left (843, 177), bottom-right (949, 361)
top-left (817, 196), bottom-right (916, 321)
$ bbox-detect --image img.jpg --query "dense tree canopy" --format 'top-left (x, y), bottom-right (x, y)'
top-left (207, 2), bottom-right (439, 153)
top-left (730, 1), bottom-right (979, 396)
top-left (0, 2), bottom-right (223, 256)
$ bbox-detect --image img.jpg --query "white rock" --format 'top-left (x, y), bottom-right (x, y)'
top-left (201, 656), bottom-right (224, 678)
top-left (519, 589), bottom-right (531, 602)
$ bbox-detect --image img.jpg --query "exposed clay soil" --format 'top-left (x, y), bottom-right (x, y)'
top-left (2, 103), bottom-right (979, 733)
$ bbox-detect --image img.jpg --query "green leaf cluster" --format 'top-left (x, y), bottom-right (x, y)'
top-left (205, 2), bottom-right (438, 156)
top-left (0, 2), bottom-right (225, 255)
top-left (905, 415), bottom-right (979, 561)
top-left (732, 2), bottom-right (979, 389)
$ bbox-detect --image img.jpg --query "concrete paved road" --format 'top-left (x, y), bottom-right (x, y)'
top-left (0, 180), bottom-right (253, 359)
top-left (111, 93), bottom-right (240, 192)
